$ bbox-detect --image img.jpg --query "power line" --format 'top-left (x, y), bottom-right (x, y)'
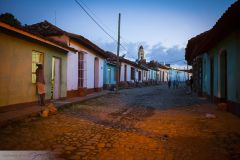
top-left (165, 59), bottom-right (186, 64)
top-left (79, 0), bottom-right (132, 48)
top-left (74, 0), bottom-right (128, 52)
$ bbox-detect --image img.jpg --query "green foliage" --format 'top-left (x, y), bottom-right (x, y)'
top-left (0, 13), bottom-right (22, 27)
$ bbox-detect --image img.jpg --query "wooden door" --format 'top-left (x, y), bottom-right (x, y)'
top-left (51, 57), bottom-right (60, 99)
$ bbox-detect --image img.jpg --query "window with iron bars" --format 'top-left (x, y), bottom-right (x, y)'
top-left (78, 52), bottom-right (87, 88)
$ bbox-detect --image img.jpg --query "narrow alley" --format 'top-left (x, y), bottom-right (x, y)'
top-left (0, 85), bottom-right (240, 160)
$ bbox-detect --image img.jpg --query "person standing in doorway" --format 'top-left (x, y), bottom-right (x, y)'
top-left (36, 64), bottom-right (46, 106)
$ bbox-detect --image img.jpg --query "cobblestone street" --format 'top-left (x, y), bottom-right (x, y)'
top-left (0, 85), bottom-right (240, 160)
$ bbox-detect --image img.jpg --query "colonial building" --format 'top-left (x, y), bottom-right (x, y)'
top-left (0, 21), bottom-right (75, 107)
top-left (158, 64), bottom-right (170, 82)
top-left (185, 1), bottom-right (240, 116)
top-left (27, 21), bottom-right (108, 97)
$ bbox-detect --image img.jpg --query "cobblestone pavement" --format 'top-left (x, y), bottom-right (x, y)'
top-left (0, 85), bottom-right (240, 160)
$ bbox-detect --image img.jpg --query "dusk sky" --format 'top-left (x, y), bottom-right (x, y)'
top-left (0, 0), bottom-right (236, 68)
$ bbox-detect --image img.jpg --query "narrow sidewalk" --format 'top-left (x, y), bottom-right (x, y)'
top-left (0, 91), bottom-right (110, 127)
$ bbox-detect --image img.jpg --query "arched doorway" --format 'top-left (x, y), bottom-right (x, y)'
top-left (94, 57), bottom-right (99, 90)
top-left (219, 50), bottom-right (227, 100)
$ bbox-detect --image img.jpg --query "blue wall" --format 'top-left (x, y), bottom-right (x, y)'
top-left (103, 60), bottom-right (116, 85)
top-left (170, 69), bottom-right (187, 82)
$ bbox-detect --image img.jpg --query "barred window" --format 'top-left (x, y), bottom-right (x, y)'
top-left (78, 52), bottom-right (86, 88)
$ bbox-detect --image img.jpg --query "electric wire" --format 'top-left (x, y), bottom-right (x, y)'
top-left (74, 0), bottom-right (128, 52)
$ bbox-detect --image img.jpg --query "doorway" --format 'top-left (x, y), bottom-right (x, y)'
top-left (51, 57), bottom-right (61, 99)
top-left (219, 50), bottom-right (228, 99)
top-left (107, 67), bottom-right (111, 84)
top-left (138, 71), bottom-right (141, 81)
top-left (124, 64), bottom-right (127, 82)
top-left (210, 56), bottom-right (214, 101)
top-left (94, 57), bottom-right (99, 89)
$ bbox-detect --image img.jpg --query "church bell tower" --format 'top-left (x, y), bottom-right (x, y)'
top-left (138, 45), bottom-right (145, 61)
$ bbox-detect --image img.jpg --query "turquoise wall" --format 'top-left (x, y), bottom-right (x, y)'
top-left (103, 60), bottom-right (116, 85)
top-left (203, 32), bottom-right (239, 103)
top-left (202, 53), bottom-right (211, 95)
top-left (170, 69), bottom-right (187, 82)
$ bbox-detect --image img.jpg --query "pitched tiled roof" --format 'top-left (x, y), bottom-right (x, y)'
top-left (26, 20), bottom-right (65, 36)
top-left (67, 32), bottom-right (107, 58)
top-left (185, 0), bottom-right (240, 64)
top-left (26, 21), bottom-right (107, 58)
top-left (0, 20), bottom-right (76, 52)
top-left (104, 51), bottom-right (117, 65)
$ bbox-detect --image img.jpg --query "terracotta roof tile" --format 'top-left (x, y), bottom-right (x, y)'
top-left (26, 21), bottom-right (107, 58)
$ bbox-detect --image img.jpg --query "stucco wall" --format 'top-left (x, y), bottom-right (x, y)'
top-left (86, 53), bottom-right (104, 88)
top-left (120, 62), bottom-right (131, 82)
top-left (0, 30), bottom-right (68, 107)
top-left (202, 53), bottom-right (211, 95)
top-left (135, 68), bottom-right (139, 82)
top-left (67, 51), bottom-right (78, 90)
top-left (207, 32), bottom-right (239, 103)
top-left (69, 40), bottom-right (104, 89)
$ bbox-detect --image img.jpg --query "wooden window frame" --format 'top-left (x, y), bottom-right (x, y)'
top-left (32, 50), bottom-right (44, 83)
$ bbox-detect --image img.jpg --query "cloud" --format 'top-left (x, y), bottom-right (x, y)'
top-left (146, 43), bottom-right (186, 68)
top-left (97, 41), bottom-right (187, 69)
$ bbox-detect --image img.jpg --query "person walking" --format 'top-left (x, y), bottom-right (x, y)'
top-left (168, 79), bottom-right (171, 89)
top-left (36, 64), bottom-right (46, 106)
top-left (173, 80), bottom-right (176, 89)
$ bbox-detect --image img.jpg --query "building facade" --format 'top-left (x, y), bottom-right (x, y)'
top-left (27, 21), bottom-right (107, 97)
top-left (0, 21), bottom-right (74, 107)
top-left (185, 1), bottom-right (240, 116)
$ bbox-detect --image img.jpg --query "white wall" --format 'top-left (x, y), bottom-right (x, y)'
top-left (142, 70), bottom-right (148, 81)
top-left (98, 58), bottom-right (104, 88)
top-left (85, 50), bottom-right (104, 89)
top-left (120, 63), bottom-right (125, 81)
top-left (159, 68), bottom-right (169, 82)
top-left (69, 40), bottom-right (104, 89)
top-left (67, 51), bottom-right (78, 90)
top-left (135, 68), bottom-right (139, 82)
top-left (120, 62), bottom-right (131, 82)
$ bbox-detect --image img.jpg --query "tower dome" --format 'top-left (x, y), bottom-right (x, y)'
top-left (138, 45), bottom-right (145, 61)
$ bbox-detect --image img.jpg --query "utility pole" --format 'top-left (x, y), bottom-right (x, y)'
top-left (115, 13), bottom-right (121, 93)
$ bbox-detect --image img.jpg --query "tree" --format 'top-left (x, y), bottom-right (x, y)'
top-left (0, 13), bottom-right (21, 26)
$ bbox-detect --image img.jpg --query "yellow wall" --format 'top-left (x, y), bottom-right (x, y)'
top-left (0, 30), bottom-right (68, 107)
